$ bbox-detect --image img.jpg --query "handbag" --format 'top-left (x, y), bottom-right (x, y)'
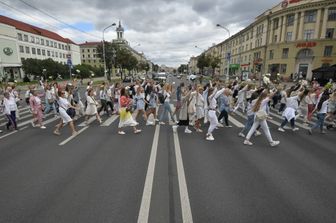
top-left (255, 110), bottom-right (268, 120)
top-left (66, 107), bottom-right (76, 118)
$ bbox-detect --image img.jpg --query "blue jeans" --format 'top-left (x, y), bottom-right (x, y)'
top-left (311, 113), bottom-right (326, 132)
top-left (6, 110), bottom-right (17, 130)
top-left (241, 114), bottom-right (255, 135)
top-left (44, 99), bottom-right (56, 114)
top-left (159, 101), bottom-right (175, 122)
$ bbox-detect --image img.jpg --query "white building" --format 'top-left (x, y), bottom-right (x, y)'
top-left (0, 15), bottom-right (80, 80)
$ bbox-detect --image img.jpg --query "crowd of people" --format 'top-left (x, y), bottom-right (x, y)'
top-left (1, 77), bottom-right (335, 147)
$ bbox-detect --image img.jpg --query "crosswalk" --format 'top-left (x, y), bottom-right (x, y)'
top-left (0, 106), bottom-right (119, 143)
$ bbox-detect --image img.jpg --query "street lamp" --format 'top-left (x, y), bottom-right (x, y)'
top-left (103, 23), bottom-right (116, 80)
top-left (216, 24), bottom-right (231, 81)
top-left (195, 45), bottom-right (205, 51)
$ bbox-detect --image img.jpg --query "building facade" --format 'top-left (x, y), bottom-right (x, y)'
top-left (79, 42), bottom-right (103, 68)
top-left (190, 0), bottom-right (336, 81)
top-left (0, 15), bottom-right (80, 80)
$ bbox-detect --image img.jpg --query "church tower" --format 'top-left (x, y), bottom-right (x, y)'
top-left (116, 20), bottom-right (124, 40)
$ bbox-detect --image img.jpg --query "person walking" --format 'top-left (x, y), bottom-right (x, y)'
top-left (159, 84), bottom-right (176, 125)
top-left (243, 90), bottom-right (280, 147)
top-left (44, 84), bottom-right (57, 116)
top-left (29, 90), bottom-right (46, 129)
top-left (173, 86), bottom-right (194, 134)
top-left (85, 88), bottom-right (102, 125)
top-left (206, 83), bottom-right (225, 141)
top-left (3, 92), bottom-right (18, 131)
top-left (54, 90), bottom-right (77, 136)
top-left (308, 92), bottom-right (330, 135)
top-left (98, 84), bottom-right (110, 116)
top-left (194, 86), bottom-right (205, 132)
top-left (145, 90), bottom-right (158, 125)
top-left (118, 87), bottom-right (141, 135)
top-left (218, 89), bottom-right (233, 128)
top-left (133, 87), bottom-right (148, 124)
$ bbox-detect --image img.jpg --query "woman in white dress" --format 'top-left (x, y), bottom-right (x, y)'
top-left (54, 90), bottom-right (77, 136)
top-left (85, 88), bottom-right (102, 125)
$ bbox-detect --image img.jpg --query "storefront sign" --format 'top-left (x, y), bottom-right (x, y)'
top-left (229, 64), bottom-right (240, 69)
top-left (321, 59), bottom-right (333, 63)
top-left (241, 63), bottom-right (250, 67)
top-left (3, 47), bottom-right (13, 56)
top-left (282, 0), bottom-right (302, 8)
top-left (296, 42), bottom-right (317, 48)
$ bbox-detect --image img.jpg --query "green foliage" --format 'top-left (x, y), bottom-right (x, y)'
top-left (197, 54), bottom-right (210, 74)
top-left (178, 64), bottom-right (188, 73)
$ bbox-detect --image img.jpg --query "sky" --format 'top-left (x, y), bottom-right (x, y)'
top-left (0, 0), bottom-right (281, 67)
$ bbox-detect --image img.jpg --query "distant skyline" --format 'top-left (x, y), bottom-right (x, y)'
top-left (0, 0), bottom-right (280, 67)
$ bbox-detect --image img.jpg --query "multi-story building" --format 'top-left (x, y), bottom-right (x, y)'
top-left (79, 42), bottom-right (102, 68)
top-left (188, 56), bottom-right (199, 74)
top-left (191, 0), bottom-right (336, 81)
top-left (0, 15), bottom-right (80, 80)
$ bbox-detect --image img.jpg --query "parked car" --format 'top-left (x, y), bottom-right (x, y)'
top-left (187, 74), bottom-right (198, 81)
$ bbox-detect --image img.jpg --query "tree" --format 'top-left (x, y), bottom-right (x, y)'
top-left (209, 56), bottom-right (221, 77)
top-left (178, 64), bottom-right (188, 74)
top-left (153, 64), bottom-right (159, 72)
top-left (197, 54), bottom-right (210, 75)
top-left (138, 61), bottom-right (150, 74)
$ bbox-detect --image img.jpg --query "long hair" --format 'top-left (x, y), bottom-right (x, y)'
top-left (207, 87), bottom-right (214, 106)
top-left (317, 92), bottom-right (330, 111)
top-left (252, 91), bottom-right (268, 112)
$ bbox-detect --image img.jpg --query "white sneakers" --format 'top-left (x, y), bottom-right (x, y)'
top-left (184, 128), bottom-right (192, 134)
top-left (146, 121), bottom-right (155, 126)
top-left (206, 134), bottom-right (214, 141)
top-left (40, 126), bottom-right (46, 129)
top-left (278, 127), bottom-right (285, 132)
top-left (134, 129), bottom-right (142, 134)
top-left (238, 132), bottom-right (245, 138)
top-left (118, 131), bottom-right (126, 135)
top-left (254, 130), bottom-right (262, 136)
top-left (243, 140), bottom-right (253, 145)
top-left (217, 123), bottom-right (224, 128)
top-left (292, 127), bottom-right (299, 132)
top-left (270, 141), bottom-right (280, 147)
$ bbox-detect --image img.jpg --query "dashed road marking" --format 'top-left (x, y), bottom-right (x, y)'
top-left (58, 126), bottom-right (89, 146)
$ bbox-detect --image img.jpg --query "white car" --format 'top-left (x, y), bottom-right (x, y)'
top-left (187, 74), bottom-right (197, 81)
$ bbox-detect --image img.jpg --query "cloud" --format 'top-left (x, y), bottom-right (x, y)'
top-left (1, 0), bottom-right (280, 67)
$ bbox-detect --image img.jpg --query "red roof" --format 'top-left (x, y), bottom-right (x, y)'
top-left (0, 15), bottom-right (77, 45)
top-left (79, 41), bottom-right (102, 46)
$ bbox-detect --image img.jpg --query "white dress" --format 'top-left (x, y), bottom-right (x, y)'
top-left (85, 96), bottom-right (98, 116)
top-left (58, 97), bottom-right (72, 123)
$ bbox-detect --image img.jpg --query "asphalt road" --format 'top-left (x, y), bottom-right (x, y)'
top-left (1, 77), bottom-right (336, 223)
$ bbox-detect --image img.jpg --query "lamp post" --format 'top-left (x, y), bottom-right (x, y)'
top-left (103, 23), bottom-right (116, 80)
top-left (216, 24), bottom-right (231, 81)
top-left (195, 45), bottom-right (205, 51)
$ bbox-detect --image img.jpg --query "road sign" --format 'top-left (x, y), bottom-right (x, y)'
top-left (67, 58), bottom-right (72, 66)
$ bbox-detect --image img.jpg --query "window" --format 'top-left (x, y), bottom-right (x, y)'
top-left (55, 52), bottom-right (58, 57)
top-left (93, 60), bottom-right (96, 63)
top-left (42, 49), bottom-right (46, 56)
top-left (328, 8), bottom-right (336, 21)
top-left (304, 10), bottom-right (317, 23)
top-left (68, 46), bottom-right (71, 50)
top-left (280, 64), bottom-right (287, 73)
top-left (32, 48), bottom-right (36, 54)
top-left (65, 45), bottom-right (68, 50)
top-left (52, 51), bottom-right (55, 57)
top-left (47, 50), bottom-right (50, 56)
top-left (269, 50), bottom-right (274, 60)
top-left (46, 40), bottom-right (49, 46)
top-left (17, 33), bottom-right (23, 41)
top-left (82, 60), bottom-right (85, 63)
top-left (37, 49), bottom-right (41, 55)
top-left (54, 42), bottom-right (57, 48)
top-left (304, 29), bottom-right (315, 40)
top-left (88, 60), bottom-right (91, 63)
top-left (41, 39), bottom-right (44, 45)
top-left (63, 53), bottom-right (65, 58)
top-left (82, 49), bottom-right (84, 53)
top-left (326, 28), bottom-right (334, 39)
top-left (25, 46), bottom-right (30, 54)
top-left (58, 43), bottom-right (61, 49)
top-left (36, 37), bottom-right (40, 44)
top-left (282, 48), bottom-right (289, 59)
top-left (287, 14), bottom-right (295, 26)
top-left (50, 41), bottom-right (53, 46)
top-left (93, 49), bottom-right (96, 53)
top-left (324, 46), bottom-right (333, 57)
top-left (250, 42), bottom-right (253, 49)
top-left (273, 35), bottom-right (278, 43)
top-left (93, 54), bottom-right (96, 58)
top-left (246, 33), bottom-right (249, 40)
top-left (286, 32), bottom-right (293, 41)
top-left (31, 36), bottom-right (35, 43)
top-left (88, 54), bottom-right (90, 58)
top-left (273, 18), bottom-right (279, 29)
top-left (19, 45), bottom-right (24, 53)
top-left (62, 45), bottom-right (64, 50)
top-left (24, 34), bottom-right (28, 42)
top-left (87, 49), bottom-right (90, 52)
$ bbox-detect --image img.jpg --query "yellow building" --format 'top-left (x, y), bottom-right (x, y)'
top-left (192, 0), bottom-right (336, 81)
top-left (79, 42), bottom-right (103, 68)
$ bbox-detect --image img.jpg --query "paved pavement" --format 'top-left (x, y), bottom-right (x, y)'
top-left (1, 79), bottom-right (336, 223)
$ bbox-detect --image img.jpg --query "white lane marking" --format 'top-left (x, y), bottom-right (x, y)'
top-left (0, 126), bottom-right (28, 140)
top-left (58, 126), bottom-right (89, 146)
top-left (173, 129), bottom-right (193, 223)
top-left (0, 110), bottom-right (31, 122)
top-left (137, 125), bottom-right (160, 223)
top-left (43, 116), bottom-right (59, 125)
top-left (101, 115), bottom-right (118, 126)
top-left (268, 111), bottom-right (310, 130)
top-left (0, 113), bottom-right (32, 126)
top-left (228, 115), bottom-right (245, 128)
top-left (16, 113), bottom-right (53, 127)
top-left (78, 116), bottom-right (96, 126)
